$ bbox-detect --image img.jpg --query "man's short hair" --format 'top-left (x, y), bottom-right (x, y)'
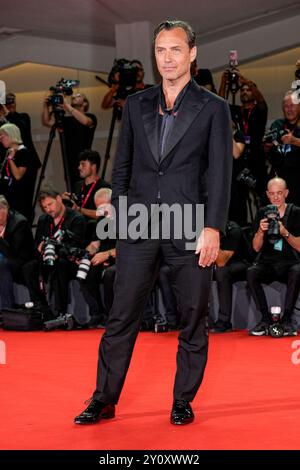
top-left (153, 20), bottom-right (196, 49)
top-left (0, 123), bottom-right (23, 144)
top-left (94, 187), bottom-right (112, 202)
top-left (78, 149), bottom-right (101, 172)
top-left (0, 195), bottom-right (9, 210)
top-left (38, 186), bottom-right (60, 203)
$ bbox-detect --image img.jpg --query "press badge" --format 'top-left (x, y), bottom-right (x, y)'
top-left (283, 144), bottom-right (291, 154)
top-left (273, 239), bottom-right (283, 251)
top-left (244, 135), bottom-right (251, 145)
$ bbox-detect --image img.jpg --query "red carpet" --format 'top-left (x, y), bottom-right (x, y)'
top-left (0, 329), bottom-right (300, 450)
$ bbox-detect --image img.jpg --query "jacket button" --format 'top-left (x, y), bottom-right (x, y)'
top-left (158, 171), bottom-right (164, 176)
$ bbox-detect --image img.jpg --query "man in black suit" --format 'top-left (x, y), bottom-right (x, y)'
top-left (75, 20), bottom-right (232, 426)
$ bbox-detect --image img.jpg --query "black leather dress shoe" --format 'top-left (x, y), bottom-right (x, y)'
top-left (74, 399), bottom-right (115, 425)
top-left (170, 399), bottom-right (194, 425)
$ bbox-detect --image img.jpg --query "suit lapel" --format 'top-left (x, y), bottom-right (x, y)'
top-left (160, 81), bottom-right (210, 162)
top-left (140, 86), bottom-right (160, 163)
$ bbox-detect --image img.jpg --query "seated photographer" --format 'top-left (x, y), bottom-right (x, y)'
top-left (266, 91), bottom-right (300, 205)
top-left (247, 177), bottom-right (300, 337)
top-left (79, 188), bottom-right (116, 327)
top-left (0, 123), bottom-right (38, 221)
top-left (101, 60), bottom-right (150, 110)
top-left (22, 187), bottom-right (86, 317)
top-left (0, 195), bottom-right (34, 311)
top-left (62, 150), bottom-right (110, 242)
top-left (210, 220), bottom-right (251, 333)
top-left (42, 91), bottom-right (97, 191)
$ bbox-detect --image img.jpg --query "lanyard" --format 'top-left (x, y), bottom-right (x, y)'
top-left (242, 105), bottom-right (255, 135)
top-left (50, 216), bottom-right (65, 238)
top-left (0, 225), bottom-right (6, 238)
top-left (81, 177), bottom-right (99, 208)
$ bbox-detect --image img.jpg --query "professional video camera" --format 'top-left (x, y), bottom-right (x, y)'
top-left (47, 78), bottom-right (80, 108)
top-left (108, 59), bottom-right (139, 100)
top-left (264, 204), bottom-right (281, 244)
top-left (236, 167), bottom-right (256, 189)
top-left (263, 128), bottom-right (289, 145)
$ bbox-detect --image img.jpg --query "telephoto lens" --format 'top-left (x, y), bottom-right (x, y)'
top-left (76, 256), bottom-right (91, 281)
top-left (43, 242), bottom-right (56, 266)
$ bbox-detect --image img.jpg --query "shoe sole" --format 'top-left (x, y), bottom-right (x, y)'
top-left (74, 410), bottom-right (115, 425)
top-left (249, 331), bottom-right (267, 336)
top-left (170, 416), bottom-right (195, 426)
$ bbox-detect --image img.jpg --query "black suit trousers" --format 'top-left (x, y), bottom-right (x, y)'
top-left (93, 238), bottom-right (212, 404)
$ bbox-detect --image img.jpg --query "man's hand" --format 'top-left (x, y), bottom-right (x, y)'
top-left (281, 131), bottom-right (295, 145)
top-left (259, 217), bottom-right (269, 232)
top-left (195, 227), bottom-right (220, 267)
top-left (91, 252), bottom-right (109, 266)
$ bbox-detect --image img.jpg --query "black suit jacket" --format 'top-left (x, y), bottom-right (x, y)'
top-left (112, 80), bottom-right (232, 250)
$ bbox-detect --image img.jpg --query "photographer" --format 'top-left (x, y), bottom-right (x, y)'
top-left (0, 123), bottom-right (38, 221)
top-left (62, 150), bottom-right (110, 224)
top-left (0, 92), bottom-right (41, 169)
top-left (0, 195), bottom-right (34, 311)
top-left (22, 187), bottom-right (86, 316)
top-left (266, 91), bottom-right (300, 205)
top-left (42, 91), bottom-right (97, 191)
top-left (219, 70), bottom-right (268, 197)
top-left (247, 177), bottom-right (300, 337)
top-left (101, 60), bottom-right (150, 110)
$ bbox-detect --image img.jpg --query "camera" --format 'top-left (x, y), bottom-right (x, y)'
top-left (268, 306), bottom-right (284, 338)
top-left (227, 50), bottom-right (240, 95)
top-left (67, 247), bottom-right (92, 281)
top-left (63, 192), bottom-right (81, 208)
top-left (44, 313), bottom-right (74, 331)
top-left (42, 229), bottom-right (78, 266)
top-left (108, 59), bottom-right (139, 100)
top-left (236, 168), bottom-right (256, 189)
top-left (47, 78), bottom-right (80, 108)
top-left (264, 204), bottom-right (281, 244)
top-left (263, 128), bottom-right (289, 144)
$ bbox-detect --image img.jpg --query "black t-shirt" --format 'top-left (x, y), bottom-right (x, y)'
top-left (62, 113), bottom-right (97, 189)
top-left (35, 207), bottom-right (86, 251)
top-left (4, 112), bottom-right (41, 169)
top-left (73, 178), bottom-right (111, 211)
top-left (253, 204), bottom-right (300, 263)
top-left (221, 221), bottom-right (245, 263)
top-left (0, 146), bottom-right (37, 221)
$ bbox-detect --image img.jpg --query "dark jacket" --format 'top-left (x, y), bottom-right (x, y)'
top-left (112, 80), bottom-right (232, 249)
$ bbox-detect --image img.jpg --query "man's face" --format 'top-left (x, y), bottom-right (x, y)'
top-left (40, 196), bottom-right (63, 218)
top-left (155, 27), bottom-right (196, 83)
top-left (78, 160), bottom-right (95, 179)
top-left (283, 96), bottom-right (300, 124)
top-left (266, 182), bottom-right (288, 209)
top-left (71, 93), bottom-right (85, 110)
top-left (0, 207), bottom-right (8, 226)
top-left (240, 85), bottom-right (254, 105)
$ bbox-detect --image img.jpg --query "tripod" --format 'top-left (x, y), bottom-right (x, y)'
top-left (32, 110), bottom-right (71, 211)
top-left (101, 103), bottom-right (122, 180)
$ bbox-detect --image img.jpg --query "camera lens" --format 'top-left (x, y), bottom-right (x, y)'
top-left (76, 258), bottom-right (91, 281)
top-left (43, 243), bottom-right (56, 266)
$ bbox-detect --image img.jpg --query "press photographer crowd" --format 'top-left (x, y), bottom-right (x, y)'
top-left (0, 55), bottom-right (300, 337)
